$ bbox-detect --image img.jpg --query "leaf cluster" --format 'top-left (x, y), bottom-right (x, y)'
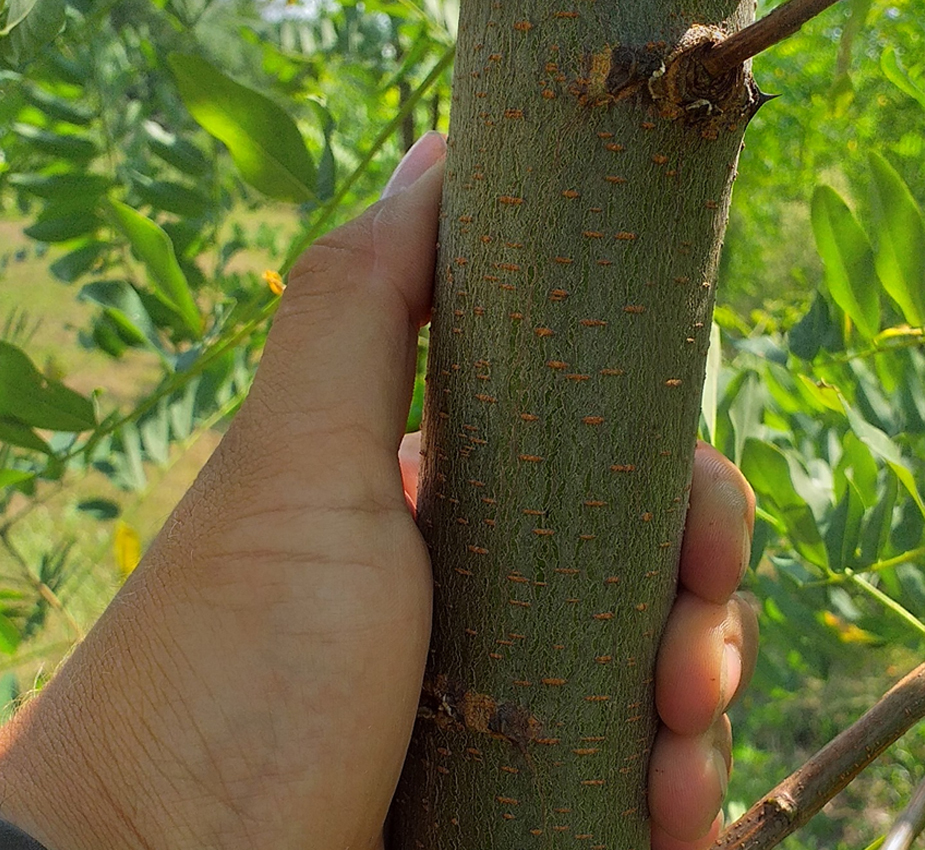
top-left (0, 0), bottom-right (453, 675)
top-left (710, 57), bottom-right (925, 844)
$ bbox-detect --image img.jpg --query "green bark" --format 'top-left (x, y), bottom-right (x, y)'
top-left (391, 2), bottom-right (758, 847)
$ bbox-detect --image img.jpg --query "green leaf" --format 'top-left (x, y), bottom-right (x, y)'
top-left (834, 432), bottom-right (878, 508)
top-left (168, 53), bottom-right (315, 203)
top-left (796, 374), bottom-right (844, 415)
top-left (849, 358), bottom-right (896, 433)
top-left (868, 152), bottom-right (925, 327)
top-left (893, 498), bottom-right (925, 553)
top-left (143, 121), bottom-right (210, 176)
top-left (406, 371), bottom-right (425, 433)
top-left (0, 419), bottom-right (51, 453)
top-left (79, 280), bottom-right (166, 356)
top-left (0, 614), bottom-right (20, 655)
top-left (76, 498), bottom-right (120, 520)
top-left (111, 423), bottom-right (146, 491)
top-left (307, 98), bottom-right (336, 201)
top-left (825, 476), bottom-right (865, 571)
top-left (827, 73), bottom-right (854, 119)
top-left (135, 288), bottom-right (195, 341)
top-left (700, 321), bottom-right (721, 445)
top-left (91, 315), bottom-right (128, 358)
top-left (728, 372), bottom-right (764, 467)
top-left (0, 341), bottom-right (96, 431)
top-left (0, 0), bottom-right (65, 68)
top-left (24, 211), bottom-right (103, 243)
top-left (139, 400), bottom-right (170, 466)
top-left (23, 85), bottom-right (94, 125)
top-left (9, 172), bottom-right (111, 200)
top-left (811, 185), bottom-right (880, 339)
top-left (0, 0), bottom-right (40, 36)
top-left (741, 439), bottom-right (828, 569)
top-left (764, 364), bottom-right (804, 415)
top-left (843, 399), bottom-right (925, 519)
top-left (0, 672), bottom-right (19, 720)
top-left (108, 201), bottom-right (201, 339)
top-left (789, 294), bottom-right (832, 361)
top-left (881, 46), bottom-right (925, 111)
top-left (860, 471), bottom-right (898, 565)
top-left (168, 376), bottom-right (200, 440)
top-left (12, 123), bottom-right (97, 161)
top-left (0, 468), bottom-right (34, 488)
top-left (900, 349), bottom-right (925, 433)
top-left (132, 174), bottom-right (211, 218)
top-left (195, 348), bottom-right (236, 412)
top-left (45, 50), bottom-right (87, 85)
top-left (50, 240), bottom-right (108, 282)
top-left (104, 311), bottom-right (147, 347)
top-left (896, 563), bottom-right (925, 619)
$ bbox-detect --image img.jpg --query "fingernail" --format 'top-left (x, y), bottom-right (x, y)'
top-left (382, 132), bottom-right (447, 199)
top-left (712, 746), bottom-right (729, 798)
top-left (721, 642), bottom-right (742, 710)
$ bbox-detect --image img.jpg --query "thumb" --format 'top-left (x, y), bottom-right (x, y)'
top-left (237, 135), bottom-right (446, 473)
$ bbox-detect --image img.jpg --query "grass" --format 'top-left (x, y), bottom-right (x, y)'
top-left (0, 214), bottom-right (232, 682)
top-left (0, 196), bottom-right (310, 684)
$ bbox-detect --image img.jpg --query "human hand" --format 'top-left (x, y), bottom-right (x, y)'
top-left (0, 132), bottom-right (756, 850)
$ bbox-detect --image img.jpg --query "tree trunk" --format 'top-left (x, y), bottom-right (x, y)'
top-left (390, 2), bottom-right (760, 847)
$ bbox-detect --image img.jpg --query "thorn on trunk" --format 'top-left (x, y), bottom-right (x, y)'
top-left (747, 87), bottom-right (781, 121)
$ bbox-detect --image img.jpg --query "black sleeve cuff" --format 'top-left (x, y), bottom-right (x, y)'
top-left (0, 818), bottom-right (51, 850)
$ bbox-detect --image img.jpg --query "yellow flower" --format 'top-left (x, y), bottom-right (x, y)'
top-left (114, 521), bottom-right (141, 578)
top-left (263, 269), bottom-right (285, 296)
top-left (822, 611), bottom-right (878, 645)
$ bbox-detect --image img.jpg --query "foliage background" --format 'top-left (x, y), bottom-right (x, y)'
top-left (1, 1), bottom-right (924, 847)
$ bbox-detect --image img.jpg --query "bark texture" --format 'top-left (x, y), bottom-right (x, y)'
top-left (391, 3), bottom-right (759, 847)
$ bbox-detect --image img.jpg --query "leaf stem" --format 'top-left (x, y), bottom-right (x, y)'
top-left (279, 43), bottom-right (456, 276)
top-left (702, 0), bottom-right (845, 77)
top-left (0, 528), bottom-right (83, 641)
top-left (803, 547), bottom-right (925, 588)
top-left (848, 573), bottom-right (925, 638)
top-left (60, 296), bottom-right (274, 465)
top-left (825, 330), bottom-right (925, 364)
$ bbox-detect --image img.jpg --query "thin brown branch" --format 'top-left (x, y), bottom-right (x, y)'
top-left (0, 529), bottom-right (84, 641)
top-left (702, 0), bottom-right (845, 77)
top-left (716, 663), bottom-right (925, 850)
top-left (882, 774), bottom-right (925, 850)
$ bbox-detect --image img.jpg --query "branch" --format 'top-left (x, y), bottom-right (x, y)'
top-left (716, 663), bottom-right (925, 850)
top-left (883, 774), bottom-right (925, 850)
top-left (703, 0), bottom-right (845, 78)
top-left (0, 528), bottom-right (84, 641)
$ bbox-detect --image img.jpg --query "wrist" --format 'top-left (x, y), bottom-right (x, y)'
top-left (0, 658), bottom-right (150, 850)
